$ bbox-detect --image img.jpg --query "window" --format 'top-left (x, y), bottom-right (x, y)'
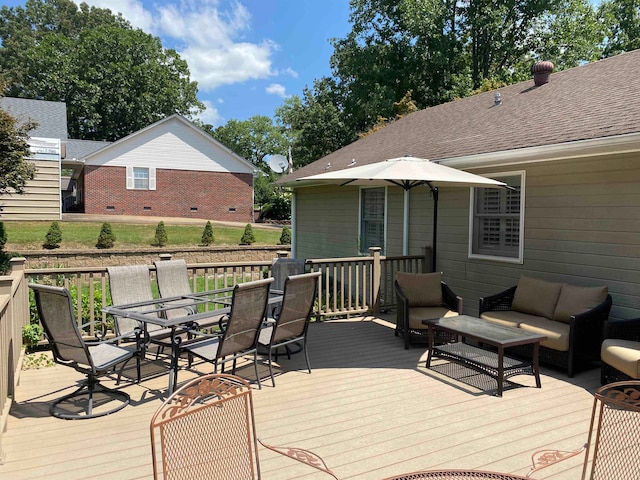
top-left (469, 172), bottom-right (524, 262)
top-left (126, 166), bottom-right (156, 190)
top-left (359, 187), bottom-right (386, 254)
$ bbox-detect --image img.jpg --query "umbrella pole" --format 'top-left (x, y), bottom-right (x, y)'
top-left (432, 187), bottom-right (438, 272)
top-left (403, 189), bottom-right (409, 255)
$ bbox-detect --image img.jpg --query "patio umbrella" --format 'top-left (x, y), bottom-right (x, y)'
top-left (295, 156), bottom-right (507, 270)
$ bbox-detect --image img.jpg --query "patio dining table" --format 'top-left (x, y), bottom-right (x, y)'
top-left (103, 287), bottom-right (283, 394)
top-left (383, 469), bottom-right (530, 479)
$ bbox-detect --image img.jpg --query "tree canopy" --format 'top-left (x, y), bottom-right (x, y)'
top-left (0, 100), bottom-right (36, 196)
top-left (0, 0), bottom-right (203, 141)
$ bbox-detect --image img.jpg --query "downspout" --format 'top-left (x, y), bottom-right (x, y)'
top-left (291, 190), bottom-right (297, 258)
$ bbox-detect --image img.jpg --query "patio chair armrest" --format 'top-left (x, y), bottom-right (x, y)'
top-left (85, 325), bottom-right (142, 346)
top-left (479, 285), bottom-right (517, 314)
top-left (604, 317), bottom-right (640, 341)
top-left (258, 439), bottom-right (338, 479)
top-left (442, 282), bottom-right (462, 314)
top-left (526, 445), bottom-right (586, 477)
top-left (80, 319), bottom-right (111, 341)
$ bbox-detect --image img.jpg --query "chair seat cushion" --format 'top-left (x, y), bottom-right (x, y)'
top-left (519, 317), bottom-right (570, 351)
top-left (88, 343), bottom-right (136, 370)
top-left (601, 339), bottom-right (640, 379)
top-left (396, 272), bottom-right (442, 307)
top-left (408, 307), bottom-right (458, 330)
top-left (480, 310), bottom-right (542, 328)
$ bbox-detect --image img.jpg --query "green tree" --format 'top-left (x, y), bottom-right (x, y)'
top-left (240, 224), bottom-right (255, 245)
top-left (95, 222), bottom-right (116, 249)
top-left (601, 0), bottom-right (640, 56)
top-left (200, 221), bottom-right (214, 246)
top-left (43, 221), bottom-right (62, 249)
top-left (0, 0), bottom-right (203, 141)
top-left (0, 101), bottom-right (36, 195)
top-left (154, 221), bottom-right (168, 247)
top-left (0, 221), bottom-right (10, 274)
top-left (278, 225), bottom-right (291, 245)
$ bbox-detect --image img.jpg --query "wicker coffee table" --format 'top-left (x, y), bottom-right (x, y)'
top-left (422, 315), bottom-right (546, 396)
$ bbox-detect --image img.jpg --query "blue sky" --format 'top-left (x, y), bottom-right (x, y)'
top-left (3, 0), bottom-right (353, 128)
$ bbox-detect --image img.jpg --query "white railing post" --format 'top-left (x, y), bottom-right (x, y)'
top-left (369, 247), bottom-right (382, 314)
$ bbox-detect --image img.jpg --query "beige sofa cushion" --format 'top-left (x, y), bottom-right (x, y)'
top-left (396, 272), bottom-right (442, 307)
top-left (552, 284), bottom-right (608, 324)
top-left (480, 310), bottom-right (544, 329)
top-left (519, 317), bottom-right (570, 351)
top-left (511, 275), bottom-right (562, 319)
top-left (601, 339), bottom-right (640, 379)
top-left (408, 307), bottom-right (458, 330)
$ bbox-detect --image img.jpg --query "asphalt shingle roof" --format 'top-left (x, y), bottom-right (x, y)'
top-left (286, 49), bottom-right (640, 181)
top-left (0, 97), bottom-right (68, 139)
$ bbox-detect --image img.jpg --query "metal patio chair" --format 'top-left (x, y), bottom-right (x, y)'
top-left (271, 257), bottom-right (306, 292)
top-left (258, 271), bottom-right (320, 386)
top-left (527, 380), bottom-right (640, 479)
top-left (150, 373), bottom-right (337, 479)
top-left (29, 283), bottom-right (138, 419)
top-left (179, 278), bottom-right (273, 389)
top-left (107, 265), bottom-right (173, 356)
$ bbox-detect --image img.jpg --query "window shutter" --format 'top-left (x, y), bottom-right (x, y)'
top-left (148, 167), bottom-right (156, 190)
top-left (126, 166), bottom-right (134, 189)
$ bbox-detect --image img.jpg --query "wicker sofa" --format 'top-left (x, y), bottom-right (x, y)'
top-left (395, 272), bottom-right (462, 349)
top-left (479, 275), bottom-right (612, 377)
top-left (601, 317), bottom-right (640, 384)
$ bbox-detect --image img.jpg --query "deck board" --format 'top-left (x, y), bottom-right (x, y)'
top-left (0, 315), bottom-right (600, 479)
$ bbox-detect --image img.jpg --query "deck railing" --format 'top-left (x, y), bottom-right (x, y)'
top-left (1, 258), bottom-right (29, 463)
top-left (24, 247), bottom-right (431, 328)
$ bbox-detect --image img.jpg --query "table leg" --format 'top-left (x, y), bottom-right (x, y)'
top-left (426, 326), bottom-right (435, 368)
top-left (168, 327), bottom-right (179, 394)
top-left (532, 342), bottom-right (542, 388)
top-left (497, 346), bottom-right (504, 397)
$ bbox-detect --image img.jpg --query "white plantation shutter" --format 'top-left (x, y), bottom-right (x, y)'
top-left (126, 166), bottom-right (134, 189)
top-left (149, 167), bottom-right (156, 190)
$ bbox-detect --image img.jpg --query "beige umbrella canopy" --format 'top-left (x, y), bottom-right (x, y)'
top-left (295, 156), bottom-right (508, 269)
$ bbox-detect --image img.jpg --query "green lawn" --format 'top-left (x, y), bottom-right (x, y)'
top-left (3, 221), bottom-right (283, 250)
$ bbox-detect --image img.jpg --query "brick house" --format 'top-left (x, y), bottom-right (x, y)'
top-left (82, 114), bottom-right (256, 222)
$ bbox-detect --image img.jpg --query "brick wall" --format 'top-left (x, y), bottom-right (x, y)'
top-left (84, 166), bottom-right (253, 222)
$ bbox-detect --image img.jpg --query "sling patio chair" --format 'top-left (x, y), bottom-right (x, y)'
top-left (258, 271), bottom-right (321, 386)
top-left (178, 278), bottom-right (273, 389)
top-left (150, 373), bottom-right (337, 479)
top-left (107, 264), bottom-right (174, 357)
top-left (29, 283), bottom-right (139, 419)
top-left (154, 258), bottom-right (228, 330)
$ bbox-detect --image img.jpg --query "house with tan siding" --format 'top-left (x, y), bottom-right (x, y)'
top-left (281, 50), bottom-right (640, 321)
top-left (82, 114), bottom-right (256, 222)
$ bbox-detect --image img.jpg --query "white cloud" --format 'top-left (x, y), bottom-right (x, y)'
top-left (75, 0), bottom-right (285, 91)
top-left (195, 100), bottom-right (224, 127)
top-left (266, 83), bottom-right (287, 98)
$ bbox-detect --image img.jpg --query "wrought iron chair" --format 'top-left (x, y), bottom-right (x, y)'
top-left (150, 373), bottom-right (337, 479)
top-left (29, 283), bottom-right (138, 419)
top-left (527, 380), bottom-right (640, 479)
top-left (258, 271), bottom-right (320, 386)
top-left (271, 257), bottom-right (306, 292)
top-left (179, 278), bottom-right (273, 389)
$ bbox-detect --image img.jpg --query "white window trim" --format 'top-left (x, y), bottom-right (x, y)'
top-left (126, 166), bottom-right (156, 191)
top-left (468, 170), bottom-right (525, 264)
top-left (358, 186), bottom-right (387, 255)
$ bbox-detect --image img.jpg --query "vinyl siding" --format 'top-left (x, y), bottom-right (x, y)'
top-left (84, 117), bottom-right (254, 174)
top-left (0, 159), bottom-right (60, 220)
top-left (294, 152), bottom-right (640, 321)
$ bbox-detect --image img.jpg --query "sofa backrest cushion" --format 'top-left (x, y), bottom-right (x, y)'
top-left (396, 272), bottom-right (442, 307)
top-left (552, 284), bottom-right (608, 324)
top-left (511, 275), bottom-right (563, 319)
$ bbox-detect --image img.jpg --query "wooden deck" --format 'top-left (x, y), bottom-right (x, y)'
top-left (0, 315), bottom-right (600, 480)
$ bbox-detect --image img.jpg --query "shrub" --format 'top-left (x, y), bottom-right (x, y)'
top-left (42, 221), bottom-right (62, 249)
top-left (22, 323), bottom-right (44, 351)
top-left (278, 225), bottom-right (291, 245)
top-left (96, 222), bottom-right (116, 249)
top-left (154, 221), bottom-right (168, 247)
top-left (240, 224), bottom-right (255, 245)
top-left (262, 196), bottom-right (291, 220)
top-left (201, 221), bottom-right (214, 246)
top-left (0, 221), bottom-right (6, 249)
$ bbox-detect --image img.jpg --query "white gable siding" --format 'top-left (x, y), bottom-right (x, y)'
top-left (85, 117), bottom-right (254, 174)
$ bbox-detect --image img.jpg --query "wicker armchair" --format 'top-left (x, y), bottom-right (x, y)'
top-left (395, 272), bottom-right (462, 349)
top-left (601, 317), bottom-right (640, 384)
top-left (479, 284), bottom-right (612, 377)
